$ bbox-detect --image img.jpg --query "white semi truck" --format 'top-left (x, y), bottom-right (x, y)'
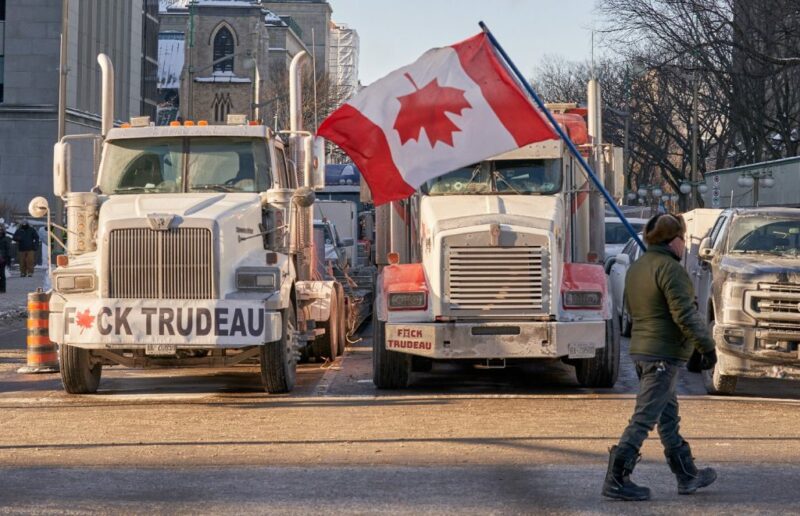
top-left (371, 104), bottom-right (621, 388)
top-left (29, 53), bottom-right (345, 394)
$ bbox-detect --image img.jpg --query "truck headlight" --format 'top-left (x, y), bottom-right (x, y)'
top-left (55, 274), bottom-right (96, 293)
top-left (388, 292), bottom-right (427, 310)
top-left (236, 267), bottom-right (279, 291)
top-left (563, 291), bottom-right (602, 309)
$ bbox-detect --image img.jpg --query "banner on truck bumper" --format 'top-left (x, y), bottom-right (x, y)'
top-left (62, 299), bottom-right (280, 346)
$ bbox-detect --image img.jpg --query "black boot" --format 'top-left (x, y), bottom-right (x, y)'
top-left (665, 442), bottom-right (717, 494)
top-left (602, 445), bottom-right (651, 501)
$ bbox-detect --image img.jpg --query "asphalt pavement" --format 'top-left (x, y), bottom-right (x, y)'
top-left (2, 304), bottom-right (800, 514)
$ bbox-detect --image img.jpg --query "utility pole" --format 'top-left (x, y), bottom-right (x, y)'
top-left (57, 0), bottom-right (69, 141)
top-left (691, 69), bottom-right (699, 209)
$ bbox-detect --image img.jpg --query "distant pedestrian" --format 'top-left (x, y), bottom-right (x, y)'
top-left (13, 220), bottom-right (40, 278)
top-left (602, 213), bottom-right (717, 501)
top-left (0, 227), bottom-right (11, 292)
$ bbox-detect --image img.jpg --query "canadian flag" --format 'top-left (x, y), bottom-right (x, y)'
top-left (317, 32), bottom-right (558, 205)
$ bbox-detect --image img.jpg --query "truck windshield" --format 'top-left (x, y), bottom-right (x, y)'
top-left (728, 216), bottom-right (800, 256)
top-left (98, 137), bottom-right (271, 195)
top-left (421, 159), bottom-right (561, 195)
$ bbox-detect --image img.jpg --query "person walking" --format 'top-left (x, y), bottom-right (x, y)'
top-left (12, 220), bottom-right (40, 278)
top-left (602, 213), bottom-right (718, 501)
top-left (0, 226), bottom-right (11, 292)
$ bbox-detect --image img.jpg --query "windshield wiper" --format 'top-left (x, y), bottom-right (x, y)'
top-left (190, 184), bottom-right (235, 192)
top-left (492, 171), bottom-right (522, 194)
top-left (463, 165), bottom-right (483, 190)
top-left (113, 186), bottom-right (159, 193)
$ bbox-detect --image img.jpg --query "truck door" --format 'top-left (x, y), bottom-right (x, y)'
top-left (696, 213), bottom-right (728, 321)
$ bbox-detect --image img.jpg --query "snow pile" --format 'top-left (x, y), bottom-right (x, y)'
top-left (159, 0), bottom-right (191, 13)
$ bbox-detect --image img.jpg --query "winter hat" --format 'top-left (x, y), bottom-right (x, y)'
top-left (644, 213), bottom-right (686, 245)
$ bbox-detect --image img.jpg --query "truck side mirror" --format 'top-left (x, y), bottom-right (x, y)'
top-left (304, 136), bottom-right (326, 191)
top-left (53, 141), bottom-right (71, 198)
top-left (614, 253), bottom-right (630, 267)
top-left (699, 236), bottom-right (715, 261)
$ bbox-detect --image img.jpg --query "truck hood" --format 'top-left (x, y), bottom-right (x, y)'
top-left (719, 254), bottom-right (800, 282)
top-left (99, 193), bottom-right (260, 224)
top-left (421, 195), bottom-right (559, 233)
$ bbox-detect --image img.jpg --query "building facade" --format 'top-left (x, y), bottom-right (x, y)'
top-left (0, 0), bottom-right (158, 212)
top-left (327, 21), bottom-right (359, 101)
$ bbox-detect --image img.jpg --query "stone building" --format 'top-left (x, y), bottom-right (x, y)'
top-left (0, 0), bottom-right (158, 212)
top-left (159, 0), bottom-right (329, 125)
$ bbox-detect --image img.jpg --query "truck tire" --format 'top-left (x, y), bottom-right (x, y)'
top-left (372, 312), bottom-right (411, 389)
top-left (312, 297), bottom-right (339, 361)
top-left (702, 365), bottom-right (737, 395)
top-left (336, 287), bottom-right (347, 356)
top-left (701, 319), bottom-right (736, 394)
top-left (575, 317), bottom-right (620, 388)
top-left (261, 304), bottom-right (298, 394)
top-left (59, 344), bottom-right (101, 394)
top-left (621, 302), bottom-right (633, 338)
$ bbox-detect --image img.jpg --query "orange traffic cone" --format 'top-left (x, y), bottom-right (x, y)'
top-left (17, 289), bottom-right (59, 374)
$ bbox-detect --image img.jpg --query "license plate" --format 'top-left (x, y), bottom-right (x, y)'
top-left (145, 344), bottom-right (177, 356)
top-left (568, 343), bottom-right (596, 359)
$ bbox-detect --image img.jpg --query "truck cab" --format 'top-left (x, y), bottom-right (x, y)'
top-left (373, 126), bottom-right (619, 389)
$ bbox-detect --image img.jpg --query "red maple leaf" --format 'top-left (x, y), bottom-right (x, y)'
top-left (393, 74), bottom-right (471, 147)
top-left (75, 309), bottom-right (95, 334)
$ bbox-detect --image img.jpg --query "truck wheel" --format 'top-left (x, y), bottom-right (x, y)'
top-left (336, 287), bottom-right (347, 356)
top-left (59, 344), bottom-right (101, 394)
top-left (312, 297), bottom-right (339, 361)
top-left (702, 365), bottom-right (737, 395)
top-left (621, 302), bottom-right (632, 338)
top-left (372, 312), bottom-right (411, 389)
top-left (261, 304), bottom-right (298, 394)
top-left (575, 317), bottom-right (620, 388)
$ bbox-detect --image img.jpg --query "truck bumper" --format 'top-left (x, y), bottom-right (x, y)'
top-left (49, 298), bottom-right (282, 349)
top-left (716, 324), bottom-right (800, 381)
top-left (384, 320), bottom-right (605, 359)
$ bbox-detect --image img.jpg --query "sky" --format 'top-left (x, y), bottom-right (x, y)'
top-left (328, 0), bottom-right (600, 86)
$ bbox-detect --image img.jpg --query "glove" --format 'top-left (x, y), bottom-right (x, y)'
top-left (687, 348), bottom-right (717, 373)
top-left (700, 349), bottom-right (717, 371)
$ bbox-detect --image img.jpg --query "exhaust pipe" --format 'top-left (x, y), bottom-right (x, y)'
top-left (97, 53), bottom-right (115, 138)
top-left (289, 51), bottom-right (309, 133)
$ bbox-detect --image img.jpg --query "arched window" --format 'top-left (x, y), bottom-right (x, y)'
top-left (213, 27), bottom-right (234, 73)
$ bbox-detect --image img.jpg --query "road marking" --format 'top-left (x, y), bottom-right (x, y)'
top-left (2, 391), bottom-right (800, 407)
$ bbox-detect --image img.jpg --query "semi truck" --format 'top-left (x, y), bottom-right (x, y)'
top-left (28, 53), bottom-right (345, 394)
top-left (371, 102), bottom-right (621, 388)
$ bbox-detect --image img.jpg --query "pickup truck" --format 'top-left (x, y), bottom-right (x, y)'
top-left (686, 207), bottom-right (800, 394)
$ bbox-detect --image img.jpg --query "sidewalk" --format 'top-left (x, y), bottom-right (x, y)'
top-left (0, 266), bottom-right (46, 319)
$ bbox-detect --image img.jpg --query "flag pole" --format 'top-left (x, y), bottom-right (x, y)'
top-left (478, 22), bottom-right (646, 251)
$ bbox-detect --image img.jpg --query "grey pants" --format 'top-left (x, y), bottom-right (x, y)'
top-left (618, 360), bottom-right (685, 454)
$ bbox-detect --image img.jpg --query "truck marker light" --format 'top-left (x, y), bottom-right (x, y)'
top-left (387, 252), bottom-right (400, 265)
top-left (184, 121), bottom-right (195, 127)
top-left (56, 255), bottom-right (69, 267)
top-left (169, 121), bottom-right (181, 127)
top-left (198, 120), bottom-right (209, 126)
top-left (120, 123), bottom-right (131, 128)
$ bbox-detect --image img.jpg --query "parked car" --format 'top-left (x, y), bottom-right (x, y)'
top-left (609, 235), bottom-right (645, 337)
top-left (686, 207), bottom-right (800, 394)
top-left (605, 217), bottom-right (647, 272)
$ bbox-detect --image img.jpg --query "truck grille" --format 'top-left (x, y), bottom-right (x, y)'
top-left (447, 246), bottom-right (546, 313)
top-left (108, 228), bottom-right (214, 299)
top-left (744, 283), bottom-right (800, 330)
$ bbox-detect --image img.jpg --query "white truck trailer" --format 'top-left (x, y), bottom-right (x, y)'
top-left (29, 53), bottom-right (345, 394)
top-left (371, 106), bottom-right (620, 388)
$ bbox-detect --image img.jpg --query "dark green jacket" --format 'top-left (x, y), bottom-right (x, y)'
top-left (624, 244), bottom-right (715, 361)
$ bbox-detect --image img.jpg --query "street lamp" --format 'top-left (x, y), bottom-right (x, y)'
top-left (736, 169), bottom-right (774, 206)
top-left (679, 179), bottom-right (708, 195)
